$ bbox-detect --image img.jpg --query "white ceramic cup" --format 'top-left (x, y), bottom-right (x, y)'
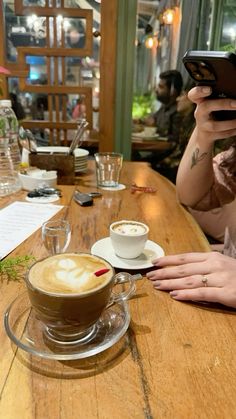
top-left (110, 220), bottom-right (149, 259)
top-left (143, 126), bottom-right (156, 136)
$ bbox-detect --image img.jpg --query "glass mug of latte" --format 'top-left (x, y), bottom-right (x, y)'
top-left (25, 253), bottom-right (135, 345)
top-left (110, 220), bottom-right (149, 259)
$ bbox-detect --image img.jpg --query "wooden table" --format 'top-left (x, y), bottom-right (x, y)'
top-left (131, 137), bottom-right (174, 152)
top-left (0, 161), bottom-right (235, 419)
top-left (73, 136), bottom-right (173, 153)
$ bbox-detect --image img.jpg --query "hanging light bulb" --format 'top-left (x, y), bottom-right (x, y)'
top-left (145, 36), bottom-right (154, 49)
top-left (145, 35), bottom-right (158, 49)
top-left (163, 8), bottom-right (175, 25)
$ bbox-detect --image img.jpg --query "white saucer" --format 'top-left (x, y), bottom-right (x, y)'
top-left (99, 184), bottom-right (126, 191)
top-left (91, 237), bottom-right (164, 269)
top-left (25, 195), bottom-right (60, 203)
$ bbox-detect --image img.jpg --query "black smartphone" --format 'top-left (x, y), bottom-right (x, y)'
top-left (73, 191), bottom-right (93, 206)
top-left (182, 50), bottom-right (236, 120)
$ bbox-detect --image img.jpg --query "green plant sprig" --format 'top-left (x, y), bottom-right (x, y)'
top-left (0, 255), bottom-right (36, 283)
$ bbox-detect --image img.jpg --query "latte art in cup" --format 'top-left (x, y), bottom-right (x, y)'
top-left (28, 253), bottom-right (113, 295)
top-left (113, 222), bottom-right (147, 236)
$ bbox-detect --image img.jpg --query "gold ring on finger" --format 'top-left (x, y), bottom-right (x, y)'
top-left (201, 275), bottom-right (208, 287)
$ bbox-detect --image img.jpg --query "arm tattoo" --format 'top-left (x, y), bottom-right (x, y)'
top-left (191, 147), bottom-right (208, 169)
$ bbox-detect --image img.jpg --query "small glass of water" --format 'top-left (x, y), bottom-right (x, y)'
top-left (42, 219), bottom-right (71, 255)
top-left (94, 152), bottom-right (123, 188)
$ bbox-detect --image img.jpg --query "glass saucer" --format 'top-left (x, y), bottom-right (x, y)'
top-left (4, 292), bottom-right (130, 361)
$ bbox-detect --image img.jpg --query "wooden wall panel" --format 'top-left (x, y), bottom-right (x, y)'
top-left (99, 0), bottom-right (118, 152)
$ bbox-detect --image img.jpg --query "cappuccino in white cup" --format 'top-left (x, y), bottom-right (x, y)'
top-left (110, 220), bottom-right (149, 259)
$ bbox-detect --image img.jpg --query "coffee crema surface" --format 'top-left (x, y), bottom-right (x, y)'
top-left (112, 222), bottom-right (147, 235)
top-left (29, 253), bottom-right (113, 295)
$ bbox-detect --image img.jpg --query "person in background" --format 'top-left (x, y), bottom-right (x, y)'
top-left (146, 85), bottom-right (236, 309)
top-left (72, 96), bottom-right (86, 120)
top-left (133, 70), bottom-right (183, 167)
top-left (149, 69), bottom-right (183, 142)
top-left (155, 80), bottom-right (196, 182)
top-left (9, 92), bottom-right (25, 121)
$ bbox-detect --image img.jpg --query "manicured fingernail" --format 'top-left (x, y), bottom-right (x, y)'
top-left (147, 276), bottom-right (155, 281)
top-left (170, 291), bottom-right (178, 297)
top-left (231, 101), bottom-right (236, 108)
top-left (154, 281), bottom-right (161, 287)
top-left (202, 87), bottom-right (211, 94)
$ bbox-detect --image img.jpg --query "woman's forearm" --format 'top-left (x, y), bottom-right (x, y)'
top-left (176, 127), bottom-right (214, 207)
top-left (174, 85), bottom-right (236, 207)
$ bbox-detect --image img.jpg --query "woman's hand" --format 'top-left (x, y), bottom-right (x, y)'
top-left (146, 252), bottom-right (236, 309)
top-left (188, 86), bottom-right (236, 142)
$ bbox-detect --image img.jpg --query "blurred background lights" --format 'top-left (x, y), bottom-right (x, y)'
top-left (163, 8), bottom-right (175, 25)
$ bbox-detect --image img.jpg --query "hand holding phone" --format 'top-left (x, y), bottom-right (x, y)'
top-left (182, 50), bottom-right (236, 120)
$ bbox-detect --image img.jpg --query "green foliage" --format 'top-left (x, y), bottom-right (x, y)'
top-left (0, 255), bottom-right (35, 283)
top-left (132, 94), bottom-right (154, 119)
top-left (219, 44), bottom-right (235, 52)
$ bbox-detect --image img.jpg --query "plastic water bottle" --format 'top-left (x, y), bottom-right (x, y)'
top-left (0, 99), bottom-right (21, 196)
top-left (0, 100), bottom-right (21, 169)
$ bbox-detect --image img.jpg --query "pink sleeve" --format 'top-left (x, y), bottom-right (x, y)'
top-left (192, 148), bottom-right (236, 211)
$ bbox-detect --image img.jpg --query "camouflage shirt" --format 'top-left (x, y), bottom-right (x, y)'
top-left (153, 102), bottom-right (183, 143)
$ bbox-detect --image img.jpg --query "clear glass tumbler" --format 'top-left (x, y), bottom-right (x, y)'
top-left (94, 152), bottom-right (123, 187)
top-left (42, 219), bottom-right (71, 255)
